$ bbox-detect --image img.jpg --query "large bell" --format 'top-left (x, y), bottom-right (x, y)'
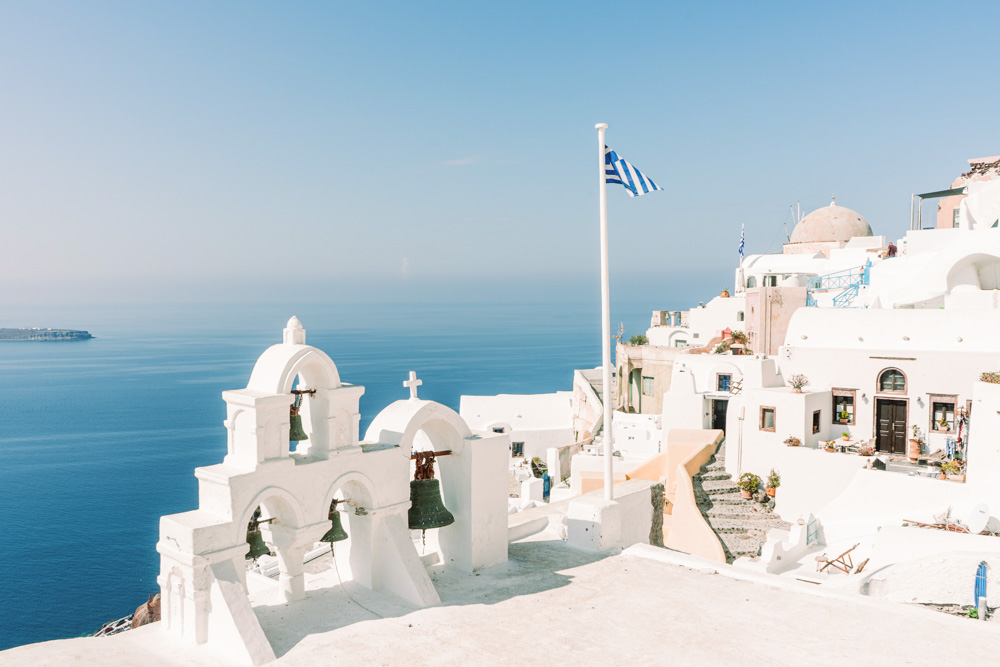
top-left (245, 528), bottom-right (272, 560)
top-left (407, 478), bottom-right (455, 531)
top-left (320, 508), bottom-right (349, 543)
top-left (289, 414), bottom-right (309, 442)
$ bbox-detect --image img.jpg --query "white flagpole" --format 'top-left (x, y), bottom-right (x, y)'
top-left (596, 122), bottom-right (614, 501)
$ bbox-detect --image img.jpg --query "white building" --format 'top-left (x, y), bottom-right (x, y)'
top-left (459, 392), bottom-right (574, 462)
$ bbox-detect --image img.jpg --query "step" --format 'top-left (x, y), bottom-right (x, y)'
top-left (696, 470), bottom-right (732, 482)
top-left (720, 532), bottom-right (763, 559)
top-left (704, 460), bottom-right (726, 472)
top-left (707, 517), bottom-right (780, 533)
top-left (699, 503), bottom-right (777, 518)
top-left (697, 479), bottom-right (740, 493)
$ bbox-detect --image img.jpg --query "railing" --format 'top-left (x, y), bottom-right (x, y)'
top-left (806, 260), bottom-right (870, 308)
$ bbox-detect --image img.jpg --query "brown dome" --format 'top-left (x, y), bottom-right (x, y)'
top-left (789, 200), bottom-right (872, 244)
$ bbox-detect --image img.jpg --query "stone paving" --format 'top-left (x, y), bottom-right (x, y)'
top-left (693, 441), bottom-right (791, 562)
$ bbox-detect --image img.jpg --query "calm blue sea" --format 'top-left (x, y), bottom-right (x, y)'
top-left (0, 300), bottom-right (659, 650)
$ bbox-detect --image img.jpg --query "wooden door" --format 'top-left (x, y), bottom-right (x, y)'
top-left (711, 399), bottom-right (728, 435)
top-left (876, 399), bottom-right (907, 453)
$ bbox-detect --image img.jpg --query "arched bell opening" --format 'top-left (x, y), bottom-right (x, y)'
top-left (235, 488), bottom-right (306, 591)
top-left (289, 373), bottom-right (314, 455)
top-left (408, 420), bottom-right (464, 558)
top-left (318, 475), bottom-right (377, 590)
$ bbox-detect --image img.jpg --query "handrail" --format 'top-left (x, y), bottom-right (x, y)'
top-left (662, 440), bottom-right (727, 563)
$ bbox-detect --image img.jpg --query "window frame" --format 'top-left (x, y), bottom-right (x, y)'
top-left (832, 388), bottom-right (857, 426)
top-left (812, 410), bottom-right (821, 434)
top-left (877, 368), bottom-right (907, 395)
top-left (760, 406), bottom-right (776, 432)
top-left (641, 376), bottom-right (655, 396)
top-left (511, 442), bottom-right (524, 458)
top-left (716, 373), bottom-right (732, 393)
top-left (928, 394), bottom-right (958, 435)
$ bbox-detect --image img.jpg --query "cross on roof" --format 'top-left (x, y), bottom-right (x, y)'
top-left (404, 371), bottom-right (423, 399)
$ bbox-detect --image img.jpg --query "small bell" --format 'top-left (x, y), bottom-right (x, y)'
top-left (289, 414), bottom-right (309, 442)
top-left (319, 510), bottom-right (347, 547)
top-left (289, 390), bottom-right (310, 442)
top-left (245, 528), bottom-right (272, 561)
top-left (407, 478), bottom-right (455, 531)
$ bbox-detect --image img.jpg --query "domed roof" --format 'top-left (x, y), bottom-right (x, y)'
top-left (789, 198), bottom-right (872, 244)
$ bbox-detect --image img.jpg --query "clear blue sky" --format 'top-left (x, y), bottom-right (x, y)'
top-left (2, 1), bottom-right (997, 308)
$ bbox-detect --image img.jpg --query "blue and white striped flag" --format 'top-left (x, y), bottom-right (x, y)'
top-left (739, 224), bottom-right (745, 258)
top-left (604, 146), bottom-right (662, 198)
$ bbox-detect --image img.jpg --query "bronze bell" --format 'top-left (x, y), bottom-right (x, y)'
top-left (407, 478), bottom-right (455, 531)
top-left (245, 528), bottom-right (272, 561)
top-left (320, 509), bottom-right (349, 543)
top-left (289, 414), bottom-right (309, 442)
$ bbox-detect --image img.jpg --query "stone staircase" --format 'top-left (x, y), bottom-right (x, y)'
top-left (692, 441), bottom-right (791, 563)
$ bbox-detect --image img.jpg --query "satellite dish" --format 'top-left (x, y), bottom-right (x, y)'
top-left (965, 504), bottom-right (990, 535)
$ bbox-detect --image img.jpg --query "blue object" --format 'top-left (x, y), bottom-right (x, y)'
top-left (975, 561), bottom-right (988, 606)
top-left (604, 146), bottom-right (662, 198)
top-left (542, 473), bottom-right (551, 499)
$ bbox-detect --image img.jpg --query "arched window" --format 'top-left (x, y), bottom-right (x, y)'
top-left (737, 311), bottom-right (744, 322)
top-left (746, 276), bottom-right (757, 288)
top-left (878, 369), bottom-right (906, 393)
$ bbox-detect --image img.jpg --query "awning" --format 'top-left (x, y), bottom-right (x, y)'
top-left (916, 187), bottom-right (966, 199)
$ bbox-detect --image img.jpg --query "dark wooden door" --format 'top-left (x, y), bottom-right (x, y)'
top-left (711, 399), bottom-right (728, 435)
top-left (876, 399), bottom-right (907, 453)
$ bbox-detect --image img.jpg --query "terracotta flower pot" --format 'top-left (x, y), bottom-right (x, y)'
top-left (908, 438), bottom-right (921, 463)
top-left (940, 473), bottom-right (947, 480)
top-left (740, 489), bottom-right (752, 499)
top-left (766, 487), bottom-right (776, 497)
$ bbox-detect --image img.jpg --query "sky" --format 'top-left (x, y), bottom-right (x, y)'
top-left (2, 1), bottom-right (999, 309)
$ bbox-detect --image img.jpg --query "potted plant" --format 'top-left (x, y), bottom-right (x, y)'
top-left (841, 431), bottom-right (850, 442)
top-left (941, 460), bottom-right (964, 482)
top-left (858, 443), bottom-right (875, 456)
top-left (824, 441), bottom-right (836, 453)
top-left (838, 409), bottom-right (850, 424)
top-left (787, 374), bottom-right (809, 393)
top-left (908, 425), bottom-right (922, 463)
top-left (784, 435), bottom-right (800, 447)
top-left (737, 472), bottom-right (760, 499)
top-left (936, 416), bottom-right (949, 432)
top-left (766, 469), bottom-right (780, 497)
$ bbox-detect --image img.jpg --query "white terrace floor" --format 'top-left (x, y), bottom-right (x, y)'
top-left (5, 534), bottom-right (1000, 666)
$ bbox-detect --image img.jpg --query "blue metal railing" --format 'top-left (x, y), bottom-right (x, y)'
top-left (807, 259), bottom-right (871, 308)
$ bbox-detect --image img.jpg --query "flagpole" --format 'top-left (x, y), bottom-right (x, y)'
top-left (596, 122), bottom-right (614, 501)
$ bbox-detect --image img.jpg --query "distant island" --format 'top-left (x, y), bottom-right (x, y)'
top-left (0, 328), bottom-right (93, 341)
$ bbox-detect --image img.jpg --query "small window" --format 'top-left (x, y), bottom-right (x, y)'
top-left (763, 275), bottom-right (778, 287)
top-left (717, 374), bottom-right (732, 392)
top-left (492, 426), bottom-right (505, 434)
top-left (929, 395), bottom-right (957, 434)
top-left (642, 376), bottom-right (654, 396)
top-left (674, 339), bottom-right (687, 348)
top-left (953, 208), bottom-right (960, 228)
top-left (693, 333), bottom-right (700, 339)
top-left (760, 406), bottom-right (776, 432)
top-left (878, 369), bottom-right (906, 393)
top-left (812, 410), bottom-right (821, 434)
top-left (832, 389), bottom-right (856, 425)
top-left (737, 311), bottom-right (744, 322)
top-left (747, 276), bottom-right (757, 288)
top-left (511, 442), bottom-right (524, 457)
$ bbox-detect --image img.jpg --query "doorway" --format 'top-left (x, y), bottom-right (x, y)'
top-left (875, 398), bottom-right (907, 454)
top-left (711, 399), bottom-right (728, 435)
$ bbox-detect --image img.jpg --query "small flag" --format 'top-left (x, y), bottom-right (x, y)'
top-left (739, 224), bottom-right (745, 258)
top-left (605, 146), bottom-right (662, 197)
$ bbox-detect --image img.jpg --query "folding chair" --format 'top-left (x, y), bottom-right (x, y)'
top-left (818, 543), bottom-right (859, 574)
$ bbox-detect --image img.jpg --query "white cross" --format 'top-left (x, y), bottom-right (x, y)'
top-left (404, 371), bottom-right (423, 399)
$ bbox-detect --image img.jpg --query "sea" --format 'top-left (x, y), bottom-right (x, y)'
top-left (0, 300), bottom-right (661, 651)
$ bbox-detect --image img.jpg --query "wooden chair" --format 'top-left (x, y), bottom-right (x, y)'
top-left (818, 543), bottom-right (859, 574)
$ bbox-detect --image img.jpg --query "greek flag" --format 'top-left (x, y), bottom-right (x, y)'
top-left (605, 146), bottom-right (662, 197)
top-left (739, 224), bottom-right (745, 258)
